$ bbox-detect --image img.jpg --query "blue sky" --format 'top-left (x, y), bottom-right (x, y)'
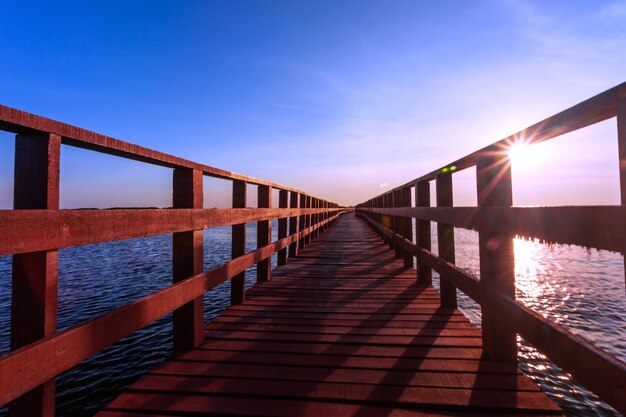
top-left (1, 0), bottom-right (625, 207)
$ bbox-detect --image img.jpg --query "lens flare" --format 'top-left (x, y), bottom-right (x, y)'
top-left (507, 139), bottom-right (543, 172)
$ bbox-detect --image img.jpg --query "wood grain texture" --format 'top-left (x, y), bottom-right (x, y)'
top-left (0, 104), bottom-right (328, 197)
top-left (277, 190), bottom-right (288, 265)
top-left (172, 168), bottom-right (204, 353)
top-left (99, 213), bottom-right (560, 417)
top-left (357, 211), bottom-right (626, 415)
top-left (358, 206), bottom-right (626, 253)
top-left (0, 207), bottom-right (340, 256)
top-left (10, 132), bottom-right (60, 417)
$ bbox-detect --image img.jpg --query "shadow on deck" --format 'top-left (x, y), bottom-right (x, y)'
top-left (99, 212), bottom-right (560, 417)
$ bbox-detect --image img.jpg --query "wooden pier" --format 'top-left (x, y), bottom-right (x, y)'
top-left (1, 81), bottom-right (625, 416)
top-left (99, 212), bottom-right (560, 416)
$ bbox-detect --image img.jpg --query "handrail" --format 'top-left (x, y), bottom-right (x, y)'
top-left (366, 81), bottom-right (626, 196)
top-left (0, 104), bottom-right (319, 195)
top-left (356, 82), bottom-right (626, 415)
top-left (0, 108), bottom-right (345, 415)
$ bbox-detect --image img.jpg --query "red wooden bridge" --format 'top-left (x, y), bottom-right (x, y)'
top-left (0, 82), bottom-right (625, 416)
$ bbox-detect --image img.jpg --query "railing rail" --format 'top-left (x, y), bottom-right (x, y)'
top-left (356, 82), bottom-right (626, 415)
top-left (0, 106), bottom-right (344, 415)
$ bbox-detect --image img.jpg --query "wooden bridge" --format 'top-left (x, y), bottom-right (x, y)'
top-left (0, 82), bottom-right (625, 416)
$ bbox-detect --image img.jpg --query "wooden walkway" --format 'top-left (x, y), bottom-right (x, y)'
top-left (99, 212), bottom-right (561, 417)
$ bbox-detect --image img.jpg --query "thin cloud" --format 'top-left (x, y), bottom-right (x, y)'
top-left (599, 1), bottom-right (626, 19)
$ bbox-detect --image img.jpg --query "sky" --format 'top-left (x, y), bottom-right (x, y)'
top-left (1, 0), bottom-right (625, 208)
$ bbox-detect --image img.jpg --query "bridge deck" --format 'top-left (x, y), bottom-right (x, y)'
top-left (99, 213), bottom-right (561, 416)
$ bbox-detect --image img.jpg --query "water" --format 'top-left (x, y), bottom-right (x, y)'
top-left (432, 227), bottom-right (625, 417)
top-left (0, 221), bottom-right (277, 416)
top-left (0, 221), bottom-right (624, 416)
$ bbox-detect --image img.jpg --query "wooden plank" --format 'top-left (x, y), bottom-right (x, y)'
top-left (95, 212), bottom-right (561, 416)
top-left (0, 105), bottom-right (319, 195)
top-left (416, 180), bottom-right (431, 283)
top-left (144, 363), bottom-right (538, 390)
top-left (256, 185), bottom-right (272, 282)
top-left (298, 194), bottom-right (307, 250)
top-left (617, 97), bottom-right (626, 288)
top-left (358, 212), bottom-right (482, 303)
top-left (358, 206), bottom-right (626, 253)
top-left (199, 338), bottom-right (485, 360)
top-left (288, 191), bottom-right (299, 258)
top-left (436, 173), bottom-right (457, 308)
top-left (176, 348), bottom-right (518, 374)
top-left (101, 395), bottom-right (541, 417)
top-left (0, 214), bottom-right (337, 407)
top-left (0, 207), bottom-right (339, 256)
top-left (231, 180), bottom-right (247, 305)
top-left (476, 155), bottom-right (516, 362)
top-left (172, 168), bottom-right (204, 353)
top-left (277, 190), bottom-right (288, 265)
top-left (305, 195), bottom-right (312, 245)
top-left (10, 132), bottom-right (60, 417)
top-left (116, 375), bottom-right (559, 412)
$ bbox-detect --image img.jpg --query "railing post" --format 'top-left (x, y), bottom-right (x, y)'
top-left (416, 180), bottom-right (432, 284)
top-left (436, 173), bottom-right (457, 308)
top-left (305, 195), bottom-right (312, 244)
top-left (231, 180), bottom-right (247, 305)
top-left (257, 185), bottom-right (272, 282)
top-left (392, 189), bottom-right (402, 257)
top-left (172, 168), bottom-right (204, 353)
top-left (289, 192), bottom-right (299, 258)
top-left (400, 187), bottom-right (413, 267)
top-left (10, 132), bottom-right (60, 417)
top-left (618, 97), bottom-right (626, 205)
top-left (385, 193), bottom-right (393, 248)
top-left (277, 190), bottom-right (288, 266)
top-left (477, 154), bottom-right (516, 361)
top-left (298, 194), bottom-right (307, 249)
top-left (617, 97), bottom-right (626, 286)
top-left (312, 198), bottom-right (318, 238)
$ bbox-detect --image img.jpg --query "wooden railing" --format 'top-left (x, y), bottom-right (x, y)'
top-left (356, 82), bottom-right (626, 415)
top-left (0, 105), bottom-right (344, 416)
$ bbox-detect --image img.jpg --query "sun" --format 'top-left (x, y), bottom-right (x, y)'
top-left (507, 139), bottom-right (543, 173)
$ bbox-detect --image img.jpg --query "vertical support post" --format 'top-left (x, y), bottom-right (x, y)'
top-left (477, 154), bottom-right (516, 361)
top-left (172, 168), bottom-right (204, 353)
top-left (289, 192), bottom-right (299, 258)
top-left (436, 173), bottom-right (457, 308)
top-left (325, 200), bottom-right (330, 230)
top-left (315, 199), bottom-right (320, 235)
top-left (311, 198), bottom-right (317, 238)
top-left (416, 180), bottom-right (432, 284)
top-left (618, 97), bottom-right (626, 205)
top-left (10, 133), bottom-right (60, 417)
top-left (277, 190), bottom-right (288, 265)
top-left (400, 187), bottom-right (413, 267)
top-left (393, 189), bottom-right (402, 257)
top-left (305, 195), bottom-right (312, 244)
top-left (257, 185), bottom-right (272, 282)
top-left (386, 193), bottom-right (394, 248)
top-left (298, 194), bottom-right (307, 250)
top-left (231, 180), bottom-right (247, 305)
top-left (617, 98), bottom-right (626, 286)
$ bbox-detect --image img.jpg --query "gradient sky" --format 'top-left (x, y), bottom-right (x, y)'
top-left (1, 0), bottom-right (625, 208)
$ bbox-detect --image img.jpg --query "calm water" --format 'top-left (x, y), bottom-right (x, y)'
top-left (0, 219), bottom-right (624, 416)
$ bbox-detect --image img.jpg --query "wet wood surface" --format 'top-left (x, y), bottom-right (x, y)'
top-left (99, 212), bottom-right (561, 416)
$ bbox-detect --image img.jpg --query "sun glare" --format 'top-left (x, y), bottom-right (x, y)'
top-left (507, 140), bottom-right (544, 173)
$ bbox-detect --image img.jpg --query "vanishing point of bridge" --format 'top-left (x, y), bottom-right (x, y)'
top-left (0, 82), bottom-right (625, 416)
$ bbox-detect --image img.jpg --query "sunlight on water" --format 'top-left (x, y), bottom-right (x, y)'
top-left (442, 229), bottom-right (625, 417)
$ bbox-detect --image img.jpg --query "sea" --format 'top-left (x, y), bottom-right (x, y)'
top-left (0, 218), bottom-right (624, 416)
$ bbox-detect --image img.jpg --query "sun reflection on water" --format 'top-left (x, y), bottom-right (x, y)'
top-left (513, 237), bottom-right (570, 323)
